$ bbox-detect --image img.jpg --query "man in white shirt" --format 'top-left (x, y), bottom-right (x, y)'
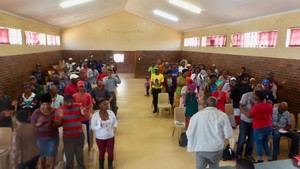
top-left (187, 97), bottom-right (233, 169)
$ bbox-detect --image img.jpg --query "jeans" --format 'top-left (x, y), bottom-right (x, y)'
top-left (152, 88), bottom-right (161, 112)
top-left (253, 126), bottom-right (272, 161)
top-left (96, 137), bottom-right (115, 160)
top-left (236, 121), bottom-right (254, 157)
top-left (272, 129), bottom-right (299, 156)
top-left (110, 92), bottom-right (118, 116)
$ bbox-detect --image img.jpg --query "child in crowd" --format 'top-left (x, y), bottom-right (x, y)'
top-left (144, 76), bottom-right (150, 96)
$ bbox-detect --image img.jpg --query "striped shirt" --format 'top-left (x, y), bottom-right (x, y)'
top-left (54, 104), bottom-right (83, 138)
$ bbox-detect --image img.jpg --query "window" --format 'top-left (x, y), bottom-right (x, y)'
top-left (184, 37), bottom-right (200, 47)
top-left (202, 35), bottom-right (226, 47)
top-left (113, 54), bottom-right (124, 63)
top-left (286, 27), bottom-right (300, 47)
top-left (231, 30), bottom-right (278, 48)
top-left (0, 26), bottom-right (22, 45)
top-left (47, 35), bottom-right (61, 46)
top-left (25, 31), bottom-right (46, 45)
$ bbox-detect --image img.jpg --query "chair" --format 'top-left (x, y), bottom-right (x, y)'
top-left (172, 107), bottom-right (186, 139)
top-left (225, 103), bottom-right (234, 115)
top-left (81, 124), bottom-right (90, 166)
top-left (54, 161), bottom-right (64, 169)
top-left (0, 127), bottom-right (12, 169)
top-left (157, 93), bottom-right (172, 118)
top-left (55, 127), bottom-right (64, 166)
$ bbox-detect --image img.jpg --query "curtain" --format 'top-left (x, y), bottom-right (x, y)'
top-left (289, 28), bottom-right (300, 47)
top-left (0, 28), bottom-right (10, 44)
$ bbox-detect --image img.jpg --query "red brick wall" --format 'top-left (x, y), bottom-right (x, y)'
top-left (182, 51), bottom-right (300, 117)
top-left (0, 51), bottom-right (62, 99)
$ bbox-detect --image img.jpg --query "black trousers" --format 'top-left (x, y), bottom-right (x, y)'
top-left (152, 88), bottom-right (161, 112)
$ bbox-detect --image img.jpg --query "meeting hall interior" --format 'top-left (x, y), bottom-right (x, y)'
top-left (1, 0), bottom-right (300, 169)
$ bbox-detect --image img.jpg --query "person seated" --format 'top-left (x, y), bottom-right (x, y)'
top-left (46, 64), bottom-right (59, 82)
top-left (235, 158), bottom-right (255, 169)
top-left (29, 76), bottom-right (44, 97)
top-left (0, 83), bottom-right (17, 128)
top-left (261, 79), bottom-right (275, 104)
top-left (271, 102), bottom-right (299, 160)
top-left (10, 110), bottom-right (40, 169)
top-left (46, 75), bottom-right (66, 96)
top-left (16, 82), bottom-right (40, 116)
top-left (31, 63), bottom-right (45, 85)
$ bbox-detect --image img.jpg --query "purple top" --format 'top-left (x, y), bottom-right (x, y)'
top-left (30, 108), bottom-right (58, 140)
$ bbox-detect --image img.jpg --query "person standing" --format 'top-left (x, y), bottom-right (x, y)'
top-left (30, 94), bottom-right (58, 169)
top-left (244, 90), bottom-right (273, 162)
top-left (31, 63), bottom-right (45, 85)
top-left (17, 82), bottom-right (40, 115)
top-left (73, 81), bottom-right (94, 146)
top-left (0, 83), bottom-right (17, 128)
top-left (183, 84), bottom-right (200, 129)
top-left (89, 79), bottom-right (112, 110)
top-left (103, 69), bottom-right (121, 116)
top-left (187, 97), bottom-right (233, 169)
top-left (54, 94), bottom-right (87, 169)
top-left (49, 85), bottom-right (64, 109)
top-left (87, 64), bottom-right (99, 85)
top-left (10, 110), bottom-right (40, 169)
top-left (64, 74), bottom-right (79, 95)
top-left (91, 98), bottom-right (118, 169)
top-left (236, 85), bottom-right (262, 161)
top-left (150, 67), bottom-right (164, 113)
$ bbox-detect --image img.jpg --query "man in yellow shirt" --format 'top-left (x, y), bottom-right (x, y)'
top-left (151, 67), bottom-right (164, 113)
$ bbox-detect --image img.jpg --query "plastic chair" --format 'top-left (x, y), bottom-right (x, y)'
top-left (172, 107), bottom-right (186, 139)
top-left (157, 93), bottom-right (172, 118)
top-left (54, 161), bottom-right (64, 169)
top-left (81, 124), bottom-right (90, 166)
top-left (0, 127), bottom-right (12, 169)
top-left (225, 103), bottom-right (234, 115)
top-left (55, 127), bottom-right (64, 166)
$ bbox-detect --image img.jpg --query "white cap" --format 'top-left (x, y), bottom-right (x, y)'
top-left (68, 58), bottom-right (73, 61)
top-left (84, 59), bottom-right (88, 61)
top-left (90, 55), bottom-right (94, 58)
top-left (186, 64), bottom-right (191, 67)
top-left (70, 74), bottom-right (79, 79)
top-left (230, 77), bottom-right (237, 81)
top-left (71, 62), bottom-right (76, 66)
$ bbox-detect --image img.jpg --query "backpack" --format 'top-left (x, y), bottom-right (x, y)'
top-left (179, 132), bottom-right (188, 147)
top-left (222, 144), bottom-right (236, 161)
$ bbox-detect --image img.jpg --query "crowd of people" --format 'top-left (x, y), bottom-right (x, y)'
top-left (0, 55), bottom-right (120, 169)
top-left (147, 59), bottom-right (298, 168)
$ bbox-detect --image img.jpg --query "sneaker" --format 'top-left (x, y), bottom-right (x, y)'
top-left (272, 155), bottom-right (278, 161)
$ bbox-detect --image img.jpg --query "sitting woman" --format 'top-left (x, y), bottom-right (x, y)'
top-left (212, 80), bottom-right (229, 112)
top-left (30, 93), bottom-right (59, 169)
top-left (91, 98), bottom-right (118, 169)
top-left (17, 82), bottom-right (40, 116)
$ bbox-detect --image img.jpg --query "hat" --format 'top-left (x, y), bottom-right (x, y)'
top-left (68, 58), bottom-right (73, 61)
top-left (250, 78), bottom-right (256, 82)
top-left (77, 80), bottom-right (85, 87)
top-left (64, 94), bottom-right (74, 102)
top-left (16, 110), bottom-right (30, 123)
top-left (261, 79), bottom-right (270, 86)
top-left (188, 84), bottom-right (196, 90)
top-left (35, 63), bottom-right (41, 67)
top-left (29, 75), bottom-right (36, 80)
top-left (182, 68), bottom-right (188, 74)
top-left (40, 93), bottom-right (52, 103)
top-left (84, 59), bottom-right (88, 61)
top-left (186, 78), bottom-right (193, 84)
top-left (186, 64), bottom-right (191, 67)
top-left (230, 77), bottom-right (237, 81)
top-left (216, 80), bottom-right (224, 86)
top-left (70, 74), bottom-right (79, 79)
top-left (22, 82), bottom-right (30, 88)
top-left (71, 62), bottom-right (76, 66)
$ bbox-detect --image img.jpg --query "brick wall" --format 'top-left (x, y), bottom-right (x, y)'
top-left (0, 51), bottom-right (62, 99)
top-left (182, 51), bottom-right (300, 118)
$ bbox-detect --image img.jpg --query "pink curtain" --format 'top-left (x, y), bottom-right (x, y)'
top-left (231, 31), bottom-right (277, 47)
top-left (289, 28), bottom-right (300, 47)
top-left (25, 31), bottom-right (40, 45)
top-left (206, 35), bottom-right (226, 47)
top-left (0, 28), bottom-right (10, 44)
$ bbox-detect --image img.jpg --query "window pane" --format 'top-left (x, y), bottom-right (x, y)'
top-left (231, 30), bottom-right (277, 48)
top-left (202, 35), bottom-right (226, 47)
top-left (113, 54), bottom-right (124, 63)
top-left (0, 26), bottom-right (22, 45)
top-left (25, 31), bottom-right (46, 45)
top-left (287, 28), bottom-right (300, 47)
top-left (184, 37), bottom-right (200, 47)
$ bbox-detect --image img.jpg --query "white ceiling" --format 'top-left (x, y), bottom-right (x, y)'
top-left (1, 0), bottom-right (300, 31)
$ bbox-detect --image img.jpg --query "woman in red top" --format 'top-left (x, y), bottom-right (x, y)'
top-left (212, 80), bottom-right (228, 112)
top-left (246, 90), bottom-right (273, 163)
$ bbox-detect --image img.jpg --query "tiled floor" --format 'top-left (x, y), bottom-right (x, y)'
top-left (88, 73), bottom-right (291, 169)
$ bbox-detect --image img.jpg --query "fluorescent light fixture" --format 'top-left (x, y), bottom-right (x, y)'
top-left (169, 0), bottom-right (201, 14)
top-left (153, 9), bottom-right (178, 22)
top-left (60, 0), bottom-right (93, 8)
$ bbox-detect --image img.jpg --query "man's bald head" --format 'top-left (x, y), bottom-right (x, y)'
top-left (49, 85), bottom-right (58, 95)
top-left (278, 102), bottom-right (288, 112)
top-left (206, 97), bottom-right (218, 107)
